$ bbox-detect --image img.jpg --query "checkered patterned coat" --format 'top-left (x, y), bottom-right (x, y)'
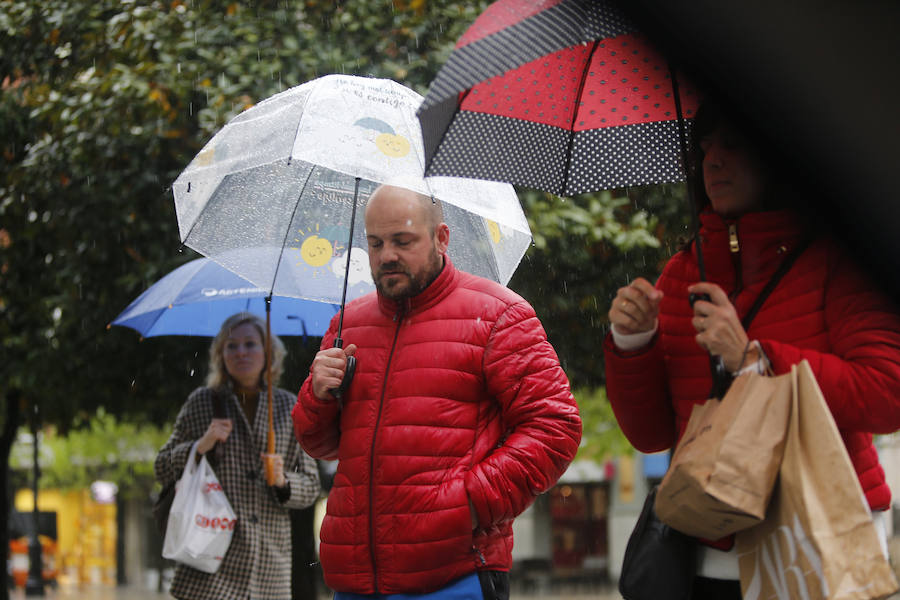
top-left (155, 385), bottom-right (320, 600)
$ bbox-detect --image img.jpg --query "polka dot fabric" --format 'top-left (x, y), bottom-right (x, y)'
top-left (418, 0), bottom-right (703, 194)
top-left (428, 112), bottom-right (687, 195)
top-left (459, 34), bottom-right (698, 130)
top-left (455, 0), bottom-right (566, 49)
top-left (428, 111), bottom-right (571, 193)
top-left (568, 121), bottom-right (687, 193)
top-left (460, 45), bottom-right (590, 128)
top-left (576, 33), bottom-right (699, 129)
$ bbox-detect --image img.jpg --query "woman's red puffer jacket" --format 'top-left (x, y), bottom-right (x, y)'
top-left (605, 209), bottom-right (900, 515)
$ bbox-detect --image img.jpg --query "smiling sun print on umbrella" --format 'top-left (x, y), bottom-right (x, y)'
top-left (296, 226), bottom-right (335, 266)
top-left (291, 221), bottom-right (374, 288)
top-left (293, 223), bottom-right (347, 275)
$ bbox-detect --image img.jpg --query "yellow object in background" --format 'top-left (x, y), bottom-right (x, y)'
top-left (14, 488), bottom-right (117, 587)
top-left (618, 454), bottom-right (635, 504)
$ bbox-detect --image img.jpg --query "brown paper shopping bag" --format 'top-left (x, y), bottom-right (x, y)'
top-left (655, 370), bottom-right (792, 539)
top-left (736, 360), bottom-right (898, 600)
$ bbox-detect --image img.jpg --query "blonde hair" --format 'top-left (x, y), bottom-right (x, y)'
top-left (206, 312), bottom-right (286, 390)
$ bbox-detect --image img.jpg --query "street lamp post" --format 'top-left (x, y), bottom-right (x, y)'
top-left (24, 402), bottom-right (44, 597)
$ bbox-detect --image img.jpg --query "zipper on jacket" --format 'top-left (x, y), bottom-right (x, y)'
top-left (728, 222), bottom-right (743, 300)
top-left (368, 308), bottom-right (405, 592)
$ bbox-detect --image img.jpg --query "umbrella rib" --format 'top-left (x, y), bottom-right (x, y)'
top-left (669, 65), bottom-right (706, 281)
top-left (560, 40), bottom-right (601, 195)
top-left (335, 177), bottom-right (361, 342)
top-left (268, 163), bottom-right (316, 296)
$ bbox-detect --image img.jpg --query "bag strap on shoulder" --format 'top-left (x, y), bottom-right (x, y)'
top-left (209, 388), bottom-right (227, 467)
top-left (212, 389), bottom-right (226, 418)
top-left (741, 236), bottom-right (812, 330)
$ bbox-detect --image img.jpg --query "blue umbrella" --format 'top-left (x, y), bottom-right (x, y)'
top-left (109, 258), bottom-right (339, 338)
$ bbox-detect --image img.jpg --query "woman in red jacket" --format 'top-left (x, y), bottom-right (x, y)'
top-left (604, 102), bottom-right (900, 599)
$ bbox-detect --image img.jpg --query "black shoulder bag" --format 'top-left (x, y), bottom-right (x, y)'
top-left (153, 390), bottom-right (227, 535)
top-left (618, 237), bottom-right (811, 600)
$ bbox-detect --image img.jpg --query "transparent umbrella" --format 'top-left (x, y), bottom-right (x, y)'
top-left (172, 74), bottom-right (531, 306)
top-left (171, 74), bottom-right (532, 483)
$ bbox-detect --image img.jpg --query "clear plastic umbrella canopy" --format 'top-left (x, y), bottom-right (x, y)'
top-left (172, 74), bottom-right (532, 305)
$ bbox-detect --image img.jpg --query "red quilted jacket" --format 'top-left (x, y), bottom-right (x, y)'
top-left (605, 209), bottom-right (900, 514)
top-left (293, 258), bottom-right (581, 594)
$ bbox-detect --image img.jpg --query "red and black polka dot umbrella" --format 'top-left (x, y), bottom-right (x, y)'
top-left (417, 0), bottom-right (701, 196)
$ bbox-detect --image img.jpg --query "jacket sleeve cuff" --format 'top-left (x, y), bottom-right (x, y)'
top-left (610, 322), bottom-right (657, 351)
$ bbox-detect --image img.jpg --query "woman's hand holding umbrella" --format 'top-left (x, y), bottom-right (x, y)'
top-left (609, 278), bottom-right (663, 336)
top-left (261, 452), bottom-right (286, 488)
top-left (311, 344), bottom-right (359, 401)
top-left (688, 282), bottom-right (760, 372)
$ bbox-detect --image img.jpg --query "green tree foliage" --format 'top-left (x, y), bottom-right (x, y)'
top-left (9, 409), bottom-right (171, 497)
top-left (0, 0), bottom-right (488, 430)
top-left (570, 387), bottom-right (631, 463)
top-left (512, 183), bottom-right (690, 387)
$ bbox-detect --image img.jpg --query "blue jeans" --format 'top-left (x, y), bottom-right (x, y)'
top-left (334, 573), bottom-right (483, 600)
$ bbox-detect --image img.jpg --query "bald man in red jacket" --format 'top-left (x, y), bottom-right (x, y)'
top-left (293, 184), bottom-right (581, 600)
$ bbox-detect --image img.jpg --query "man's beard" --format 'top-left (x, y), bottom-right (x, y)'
top-left (374, 249), bottom-right (443, 300)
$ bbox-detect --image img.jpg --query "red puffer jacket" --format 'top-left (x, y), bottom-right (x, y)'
top-left (605, 209), bottom-right (900, 514)
top-left (293, 258), bottom-right (581, 595)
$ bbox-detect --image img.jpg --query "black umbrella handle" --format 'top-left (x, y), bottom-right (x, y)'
top-left (690, 292), bottom-right (732, 398)
top-left (329, 337), bottom-right (356, 403)
top-left (688, 292), bottom-right (708, 309)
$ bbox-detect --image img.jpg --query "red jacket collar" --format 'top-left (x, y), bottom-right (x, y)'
top-left (695, 209), bottom-right (810, 288)
top-left (376, 255), bottom-right (458, 317)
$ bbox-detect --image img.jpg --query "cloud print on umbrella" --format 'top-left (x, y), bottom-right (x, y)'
top-left (354, 117), bottom-right (412, 158)
top-left (330, 247), bottom-right (373, 287)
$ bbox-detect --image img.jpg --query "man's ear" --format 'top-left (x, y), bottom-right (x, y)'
top-left (435, 223), bottom-right (450, 254)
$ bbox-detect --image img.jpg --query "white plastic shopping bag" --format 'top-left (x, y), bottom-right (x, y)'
top-left (162, 442), bottom-right (236, 573)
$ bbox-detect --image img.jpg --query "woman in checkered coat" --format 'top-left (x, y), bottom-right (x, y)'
top-left (155, 313), bottom-right (321, 599)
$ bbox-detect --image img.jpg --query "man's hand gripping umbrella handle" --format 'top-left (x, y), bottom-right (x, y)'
top-left (330, 337), bottom-right (356, 401)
